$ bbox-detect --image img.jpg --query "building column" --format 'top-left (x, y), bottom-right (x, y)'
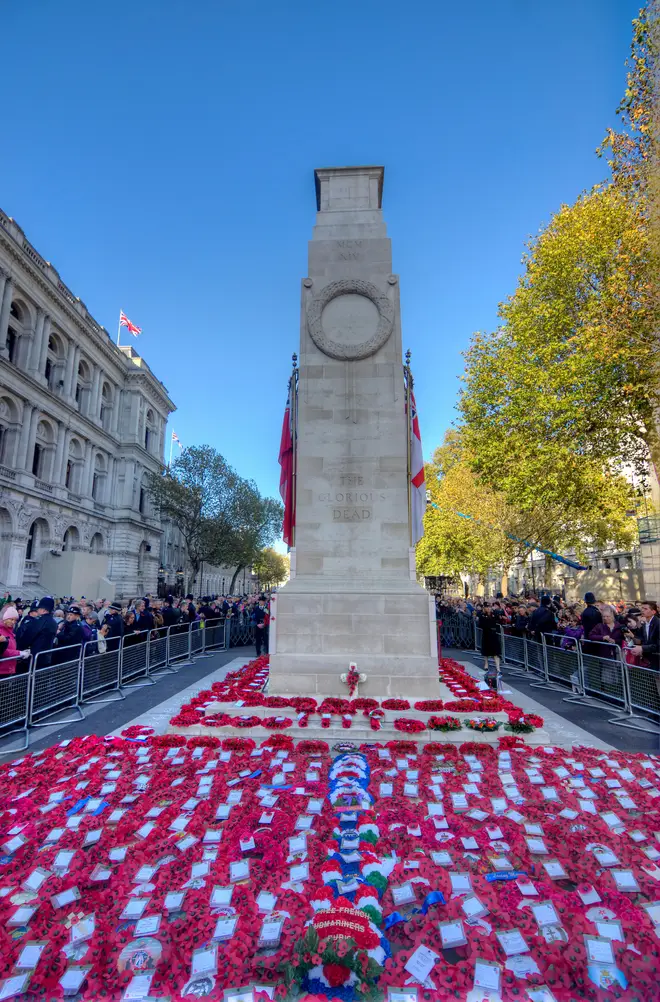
top-left (82, 440), bottom-right (93, 497)
top-left (38, 314), bottom-right (51, 375)
top-left (111, 389), bottom-right (122, 437)
top-left (16, 404), bottom-right (36, 470)
top-left (124, 459), bottom-right (136, 508)
top-left (90, 366), bottom-right (101, 421)
top-left (0, 272), bottom-right (13, 355)
top-left (6, 536), bottom-right (27, 591)
top-left (26, 410), bottom-right (40, 476)
top-left (63, 339), bottom-right (77, 398)
top-left (28, 308), bottom-right (45, 375)
top-left (108, 456), bottom-right (117, 504)
top-left (53, 424), bottom-right (68, 485)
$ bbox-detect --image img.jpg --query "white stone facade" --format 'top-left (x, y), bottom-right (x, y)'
top-left (270, 166), bottom-right (439, 698)
top-left (0, 207), bottom-right (175, 599)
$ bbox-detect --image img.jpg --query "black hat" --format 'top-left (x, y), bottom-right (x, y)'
top-left (186, 594), bottom-right (194, 601)
top-left (541, 595), bottom-right (552, 607)
top-left (30, 600), bottom-right (39, 612)
top-left (38, 596), bottom-right (55, 613)
top-left (110, 602), bottom-right (122, 612)
top-left (69, 605), bottom-right (82, 616)
top-left (584, 592), bottom-right (596, 604)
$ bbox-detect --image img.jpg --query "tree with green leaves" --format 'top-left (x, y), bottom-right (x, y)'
top-left (252, 547), bottom-right (289, 590)
top-left (146, 445), bottom-right (283, 592)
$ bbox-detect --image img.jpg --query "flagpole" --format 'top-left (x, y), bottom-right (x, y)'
top-left (116, 310), bottom-right (122, 346)
top-left (291, 352), bottom-right (298, 548)
top-left (169, 433), bottom-right (174, 470)
top-left (405, 349), bottom-right (413, 548)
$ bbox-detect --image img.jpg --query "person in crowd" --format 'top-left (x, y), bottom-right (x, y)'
top-left (559, 608), bottom-right (584, 650)
top-left (512, 604), bottom-right (530, 637)
top-left (529, 595), bottom-right (557, 643)
top-left (580, 592), bottom-right (602, 639)
top-left (134, 599), bottom-right (154, 634)
top-left (588, 606), bottom-right (624, 658)
top-left (83, 617), bottom-right (109, 656)
top-left (0, 606), bottom-right (28, 674)
top-left (161, 597), bottom-right (182, 629)
top-left (477, 604), bottom-right (501, 683)
top-left (630, 600), bottom-right (660, 670)
top-left (52, 604), bottom-right (86, 664)
top-left (252, 597), bottom-right (269, 656)
top-left (104, 603), bottom-right (125, 651)
top-left (15, 597), bottom-right (58, 667)
top-left (123, 610), bottom-right (142, 646)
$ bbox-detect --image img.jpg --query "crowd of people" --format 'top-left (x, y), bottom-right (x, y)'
top-left (436, 592), bottom-right (660, 676)
top-left (0, 592), bottom-right (273, 675)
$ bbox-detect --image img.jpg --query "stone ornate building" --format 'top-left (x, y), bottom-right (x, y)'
top-left (0, 207), bottom-right (174, 599)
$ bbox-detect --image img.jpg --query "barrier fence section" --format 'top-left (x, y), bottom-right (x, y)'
top-left (0, 617), bottom-right (235, 753)
top-left (499, 625), bottom-right (660, 735)
top-left (0, 655), bottom-right (31, 750)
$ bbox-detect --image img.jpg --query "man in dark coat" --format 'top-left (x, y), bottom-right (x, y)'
top-left (631, 600), bottom-right (660, 671)
top-left (161, 597), bottom-right (181, 628)
top-left (104, 602), bottom-right (125, 652)
top-left (529, 596), bottom-right (557, 643)
top-left (580, 592), bottom-right (602, 640)
top-left (52, 605), bottom-right (86, 664)
top-left (252, 599), bottom-right (269, 656)
top-left (15, 596), bottom-right (58, 667)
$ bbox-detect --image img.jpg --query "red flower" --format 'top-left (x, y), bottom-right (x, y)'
top-left (311, 953), bottom-right (323, 966)
top-left (323, 963), bottom-right (351, 987)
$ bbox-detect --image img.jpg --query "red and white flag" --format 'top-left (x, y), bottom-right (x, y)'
top-left (409, 390), bottom-right (426, 544)
top-left (172, 432), bottom-right (182, 449)
top-left (119, 311), bottom-right (142, 337)
top-left (278, 381), bottom-right (295, 547)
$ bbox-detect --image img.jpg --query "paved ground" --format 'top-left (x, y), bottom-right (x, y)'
top-left (452, 649), bottom-right (660, 754)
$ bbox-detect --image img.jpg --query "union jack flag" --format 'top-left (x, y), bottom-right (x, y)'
top-left (119, 311), bottom-right (142, 336)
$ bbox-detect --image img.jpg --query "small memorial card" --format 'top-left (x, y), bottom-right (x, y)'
top-left (289, 862), bottom-right (309, 883)
top-left (496, 929), bottom-right (529, 956)
top-left (213, 915), bottom-right (238, 941)
top-left (59, 967), bottom-right (90, 996)
top-left (165, 891), bottom-right (186, 913)
top-left (230, 860), bottom-right (250, 883)
top-left (391, 883), bottom-right (416, 906)
top-left (449, 872), bottom-right (472, 894)
top-left (122, 973), bottom-right (154, 1000)
top-left (211, 885), bottom-right (234, 907)
top-left (462, 895), bottom-right (488, 920)
top-left (611, 869), bottom-right (639, 892)
top-left (256, 891), bottom-right (277, 913)
top-left (0, 974), bottom-right (31, 1001)
top-left (15, 942), bottom-right (45, 970)
top-left (258, 917), bottom-right (283, 948)
top-left (474, 958), bottom-right (501, 993)
top-left (51, 887), bottom-right (80, 910)
top-left (531, 901), bottom-right (560, 928)
top-left (584, 936), bottom-right (615, 965)
top-left (542, 860), bottom-right (567, 880)
top-left (120, 898), bottom-right (149, 921)
top-left (134, 914), bottom-right (161, 936)
top-left (191, 944), bottom-right (218, 977)
top-left (404, 945), bottom-right (439, 984)
top-left (439, 919), bottom-right (467, 948)
top-left (431, 851), bottom-right (453, 866)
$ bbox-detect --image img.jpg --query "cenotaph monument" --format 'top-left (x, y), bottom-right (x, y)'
top-left (269, 166), bottom-right (439, 698)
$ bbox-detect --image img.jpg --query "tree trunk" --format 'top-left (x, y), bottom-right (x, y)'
top-left (229, 564), bottom-right (244, 594)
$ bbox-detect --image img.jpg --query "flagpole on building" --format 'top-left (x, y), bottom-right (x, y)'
top-left (116, 310), bottom-right (122, 347)
top-left (404, 349), bottom-right (413, 548)
top-left (169, 433), bottom-right (174, 470)
top-left (290, 353), bottom-right (298, 548)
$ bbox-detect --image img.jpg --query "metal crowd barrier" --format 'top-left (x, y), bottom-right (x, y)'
top-left (0, 617), bottom-right (236, 754)
top-left (438, 613), bottom-right (476, 650)
top-left (0, 655), bottom-right (31, 751)
top-left (499, 626), bottom-right (660, 734)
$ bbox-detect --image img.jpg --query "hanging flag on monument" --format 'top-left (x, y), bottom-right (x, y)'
top-left (410, 390), bottom-right (426, 544)
top-left (278, 379), bottom-right (295, 547)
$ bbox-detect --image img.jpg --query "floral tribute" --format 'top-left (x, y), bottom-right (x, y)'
top-left (168, 656), bottom-right (544, 735)
top-left (0, 733), bottom-right (658, 999)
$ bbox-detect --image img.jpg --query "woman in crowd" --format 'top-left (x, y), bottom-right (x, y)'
top-left (0, 606), bottom-right (23, 674)
top-left (559, 608), bottom-right (584, 650)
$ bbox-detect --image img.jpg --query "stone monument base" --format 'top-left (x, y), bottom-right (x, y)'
top-left (269, 582), bottom-right (439, 698)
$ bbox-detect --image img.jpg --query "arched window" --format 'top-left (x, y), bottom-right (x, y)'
top-left (90, 532), bottom-right (104, 554)
top-left (32, 419), bottom-right (56, 480)
top-left (65, 437), bottom-right (84, 493)
top-left (25, 517), bottom-right (49, 562)
top-left (75, 358), bottom-right (92, 414)
top-left (45, 332), bottom-right (65, 391)
top-left (100, 382), bottom-right (114, 431)
top-left (7, 301), bottom-right (30, 367)
top-left (0, 396), bottom-right (20, 466)
top-left (91, 453), bottom-right (107, 502)
top-left (62, 525), bottom-right (80, 551)
top-left (145, 409), bottom-right (155, 453)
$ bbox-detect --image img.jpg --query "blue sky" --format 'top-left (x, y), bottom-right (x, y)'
top-left (2, 0), bottom-right (639, 509)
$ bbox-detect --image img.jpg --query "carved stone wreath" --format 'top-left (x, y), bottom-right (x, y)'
top-left (306, 278), bottom-right (394, 360)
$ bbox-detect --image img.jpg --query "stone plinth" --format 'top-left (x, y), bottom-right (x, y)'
top-left (269, 166), bottom-right (438, 698)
